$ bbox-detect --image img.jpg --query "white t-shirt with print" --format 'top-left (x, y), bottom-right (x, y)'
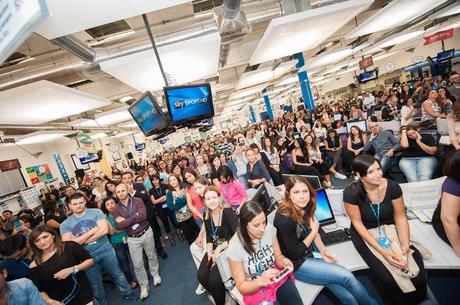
top-left (227, 223), bottom-right (277, 280)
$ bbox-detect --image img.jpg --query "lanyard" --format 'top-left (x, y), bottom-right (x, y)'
top-left (369, 190), bottom-right (382, 236)
top-left (155, 186), bottom-right (163, 197)
top-left (61, 273), bottom-right (80, 304)
top-left (120, 197), bottom-right (133, 217)
top-left (254, 240), bottom-right (269, 302)
top-left (210, 211), bottom-right (222, 243)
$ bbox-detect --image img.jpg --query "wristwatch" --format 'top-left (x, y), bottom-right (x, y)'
top-left (72, 265), bottom-right (79, 274)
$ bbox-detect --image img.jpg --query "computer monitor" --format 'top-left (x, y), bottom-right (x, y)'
top-left (164, 83), bottom-right (214, 125)
top-left (135, 143), bottom-right (145, 151)
top-left (357, 69), bottom-right (378, 83)
top-left (251, 184), bottom-right (276, 215)
top-left (281, 174), bottom-right (322, 190)
top-left (333, 113), bottom-right (342, 122)
top-left (128, 91), bottom-right (170, 137)
top-left (346, 119), bottom-right (367, 133)
top-left (314, 188), bottom-right (336, 226)
top-left (436, 49), bottom-right (454, 62)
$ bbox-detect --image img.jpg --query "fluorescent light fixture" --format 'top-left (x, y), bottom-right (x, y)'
top-left (376, 30), bottom-right (425, 49)
top-left (237, 60), bottom-right (296, 89)
top-left (347, 0), bottom-right (448, 39)
top-left (278, 76), bottom-right (299, 86)
top-left (112, 131), bottom-right (133, 138)
top-left (250, 0), bottom-right (373, 65)
top-left (311, 76), bottom-right (326, 83)
top-left (76, 108), bottom-right (132, 127)
top-left (119, 96), bottom-right (133, 103)
top-left (308, 46), bottom-right (354, 68)
top-left (336, 65), bottom-right (359, 76)
top-left (429, 2), bottom-right (460, 19)
top-left (0, 80), bottom-right (109, 125)
top-left (229, 84), bottom-right (268, 100)
top-left (373, 51), bottom-right (400, 61)
top-left (89, 132), bottom-right (107, 139)
top-left (17, 131), bottom-right (72, 145)
top-left (118, 120), bottom-right (139, 128)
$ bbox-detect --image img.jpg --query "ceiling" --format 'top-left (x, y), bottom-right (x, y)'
top-left (0, 0), bottom-right (459, 141)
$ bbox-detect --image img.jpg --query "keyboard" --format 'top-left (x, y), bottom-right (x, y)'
top-left (320, 229), bottom-right (351, 246)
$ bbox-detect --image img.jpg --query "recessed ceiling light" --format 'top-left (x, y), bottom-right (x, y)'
top-left (376, 31), bottom-right (425, 49)
top-left (308, 46), bottom-right (354, 68)
top-left (17, 131), bottom-right (72, 145)
top-left (346, 0), bottom-right (448, 39)
top-left (119, 96), bottom-right (133, 103)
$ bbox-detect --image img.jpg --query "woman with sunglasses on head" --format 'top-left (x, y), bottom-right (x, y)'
top-left (344, 155), bottom-right (427, 305)
top-left (29, 226), bottom-right (94, 305)
top-left (274, 176), bottom-right (378, 305)
top-left (227, 200), bottom-right (303, 305)
top-left (197, 186), bottom-right (238, 305)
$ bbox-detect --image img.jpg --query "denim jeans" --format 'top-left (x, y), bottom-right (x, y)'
top-left (237, 175), bottom-right (249, 189)
top-left (399, 156), bottom-right (437, 182)
top-left (375, 154), bottom-right (398, 174)
top-left (84, 240), bottom-right (133, 305)
top-left (295, 258), bottom-right (378, 305)
top-left (112, 242), bottom-right (135, 284)
top-left (7, 278), bottom-right (46, 305)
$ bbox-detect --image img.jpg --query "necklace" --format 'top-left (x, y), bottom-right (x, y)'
top-left (42, 248), bottom-right (57, 261)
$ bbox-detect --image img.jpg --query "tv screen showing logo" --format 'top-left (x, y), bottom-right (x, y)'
top-left (165, 84), bottom-right (214, 123)
top-left (128, 93), bottom-right (168, 136)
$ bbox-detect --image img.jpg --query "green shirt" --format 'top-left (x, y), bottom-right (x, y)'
top-left (107, 215), bottom-right (127, 244)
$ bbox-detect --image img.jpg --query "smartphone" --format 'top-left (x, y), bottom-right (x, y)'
top-left (14, 221), bottom-right (22, 229)
top-left (272, 266), bottom-right (292, 283)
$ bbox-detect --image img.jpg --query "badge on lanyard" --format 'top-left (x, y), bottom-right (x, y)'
top-left (369, 190), bottom-right (391, 249)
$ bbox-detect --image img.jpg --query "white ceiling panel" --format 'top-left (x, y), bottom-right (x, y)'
top-left (36, 0), bottom-right (190, 39)
top-left (0, 80), bottom-right (110, 125)
top-left (100, 32), bottom-right (221, 92)
top-left (237, 60), bottom-right (297, 89)
top-left (249, 0), bottom-right (373, 65)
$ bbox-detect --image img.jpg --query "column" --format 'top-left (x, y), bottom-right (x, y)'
top-left (248, 104), bottom-right (256, 124)
top-left (261, 88), bottom-right (274, 120)
top-left (294, 52), bottom-right (315, 111)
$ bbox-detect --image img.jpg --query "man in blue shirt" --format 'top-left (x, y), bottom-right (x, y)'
top-left (364, 122), bottom-right (400, 174)
top-left (0, 267), bottom-right (46, 305)
top-left (60, 193), bottom-right (139, 305)
top-left (0, 234), bottom-right (32, 281)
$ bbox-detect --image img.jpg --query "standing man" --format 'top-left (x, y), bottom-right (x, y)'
top-left (60, 193), bottom-right (139, 305)
top-left (113, 183), bottom-right (161, 300)
top-left (364, 122), bottom-right (399, 174)
top-left (121, 172), bottom-right (167, 259)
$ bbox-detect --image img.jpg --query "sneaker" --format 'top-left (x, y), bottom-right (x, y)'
top-left (140, 286), bottom-right (149, 300)
top-left (208, 294), bottom-right (216, 305)
top-left (195, 284), bottom-right (206, 295)
top-left (124, 290), bottom-right (140, 302)
top-left (153, 274), bottom-right (162, 286)
top-left (334, 172), bottom-right (347, 180)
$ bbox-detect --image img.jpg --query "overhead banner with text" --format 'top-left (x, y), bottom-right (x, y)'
top-left (424, 28), bottom-right (454, 45)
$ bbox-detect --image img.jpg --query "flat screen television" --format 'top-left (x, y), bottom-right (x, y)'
top-left (128, 91), bottom-right (169, 137)
top-left (135, 143), bottom-right (145, 151)
top-left (357, 69), bottom-right (378, 83)
top-left (164, 83), bottom-right (214, 125)
top-left (436, 49), bottom-right (454, 62)
top-left (79, 150), bottom-right (102, 164)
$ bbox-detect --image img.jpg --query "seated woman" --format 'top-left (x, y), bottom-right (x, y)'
top-left (43, 200), bottom-right (67, 230)
top-left (343, 126), bottom-right (367, 174)
top-left (227, 201), bottom-right (303, 305)
top-left (344, 155), bottom-right (427, 305)
top-left (166, 174), bottom-right (200, 245)
top-left (274, 175), bottom-right (378, 305)
top-left (260, 136), bottom-right (283, 186)
top-left (432, 150), bottom-right (460, 257)
top-left (399, 125), bottom-right (437, 182)
top-left (29, 226), bottom-right (94, 305)
top-left (304, 135), bottom-right (333, 188)
top-left (421, 89), bottom-right (447, 125)
top-left (217, 165), bottom-right (248, 214)
top-left (197, 186), bottom-right (238, 305)
top-left (291, 138), bottom-right (324, 183)
top-left (208, 154), bottom-right (222, 186)
top-left (246, 148), bottom-right (273, 189)
top-left (324, 129), bottom-right (347, 179)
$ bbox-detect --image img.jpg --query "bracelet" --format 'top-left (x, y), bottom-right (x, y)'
top-left (72, 265), bottom-right (79, 274)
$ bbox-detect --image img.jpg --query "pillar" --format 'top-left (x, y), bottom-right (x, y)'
top-left (261, 88), bottom-right (274, 120)
top-left (294, 52), bottom-right (315, 111)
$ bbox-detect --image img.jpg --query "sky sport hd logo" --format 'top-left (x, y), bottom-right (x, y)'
top-left (173, 97), bottom-right (208, 109)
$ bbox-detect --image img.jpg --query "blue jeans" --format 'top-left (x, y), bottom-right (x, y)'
top-left (113, 242), bottom-right (135, 284)
top-left (375, 154), bottom-right (398, 174)
top-left (399, 157), bottom-right (437, 182)
top-left (84, 240), bottom-right (133, 305)
top-left (295, 258), bottom-right (378, 305)
top-left (7, 278), bottom-right (46, 305)
top-left (237, 175), bottom-right (249, 190)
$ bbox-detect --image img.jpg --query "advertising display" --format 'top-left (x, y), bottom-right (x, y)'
top-left (129, 92), bottom-right (169, 136)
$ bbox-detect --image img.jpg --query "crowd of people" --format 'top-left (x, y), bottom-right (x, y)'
top-left (0, 72), bottom-right (459, 305)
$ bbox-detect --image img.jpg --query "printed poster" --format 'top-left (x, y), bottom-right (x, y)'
top-left (26, 164), bottom-right (53, 185)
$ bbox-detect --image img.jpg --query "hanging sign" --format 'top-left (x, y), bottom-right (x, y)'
top-left (424, 28), bottom-right (454, 45)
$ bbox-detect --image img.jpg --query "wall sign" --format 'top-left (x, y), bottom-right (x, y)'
top-left (26, 164), bottom-right (53, 185)
top-left (0, 159), bottom-right (21, 171)
top-left (53, 154), bottom-right (69, 181)
top-left (384, 62), bottom-right (395, 72)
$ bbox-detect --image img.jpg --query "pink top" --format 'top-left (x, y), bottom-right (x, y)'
top-left (186, 185), bottom-right (204, 219)
top-left (218, 179), bottom-right (248, 207)
top-left (448, 118), bottom-right (460, 143)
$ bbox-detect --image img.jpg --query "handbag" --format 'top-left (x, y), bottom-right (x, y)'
top-left (175, 205), bottom-right (192, 223)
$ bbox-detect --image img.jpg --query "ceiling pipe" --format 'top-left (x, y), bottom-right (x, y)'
top-left (51, 35), bottom-right (97, 62)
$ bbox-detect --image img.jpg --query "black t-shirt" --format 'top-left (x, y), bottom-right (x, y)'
top-left (273, 213), bottom-right (314, 270)
top-left (343, 180), bottom-right (403, 247)
top-left (29, 241), bottom-right (93, 305)
top-left (204, 208), bottom-right (238, 249)
top-left (401, 134), bottom-right (435, 158)
top-left (44, 212), bottom-right (67, 226)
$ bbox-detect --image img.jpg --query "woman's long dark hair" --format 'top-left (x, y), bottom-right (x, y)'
top-left (183, 167), bottom-right (198, 187)
top-left (237, 200), bottom-right (265, 255)
top-left (444, 150), bottom-right (460, 184)
top-left (350, 155), bottom-right (382, 203)
top-left (29, 226), bottom-right (65, 265)
top-left (105, 180), bottom-right (118, 198)
top-left (350, 126), bottom-right (364, 143)
top-left (217, 165), bottom-right (235, 183)
top-left (100, 197), bottom-right (119, 215)
top-left (278, 176), bottom-right (317, 225)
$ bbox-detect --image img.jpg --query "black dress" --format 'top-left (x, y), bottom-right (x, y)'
top-left (29, 241), bottom-right (93, 305)
top-left (291, 153), bottom-right (322, 178)
top-left (343, 180), bottom-right (427, 305)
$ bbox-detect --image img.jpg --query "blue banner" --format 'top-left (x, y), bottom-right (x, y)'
top-left (53, 154), bottom-right (69, 182)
